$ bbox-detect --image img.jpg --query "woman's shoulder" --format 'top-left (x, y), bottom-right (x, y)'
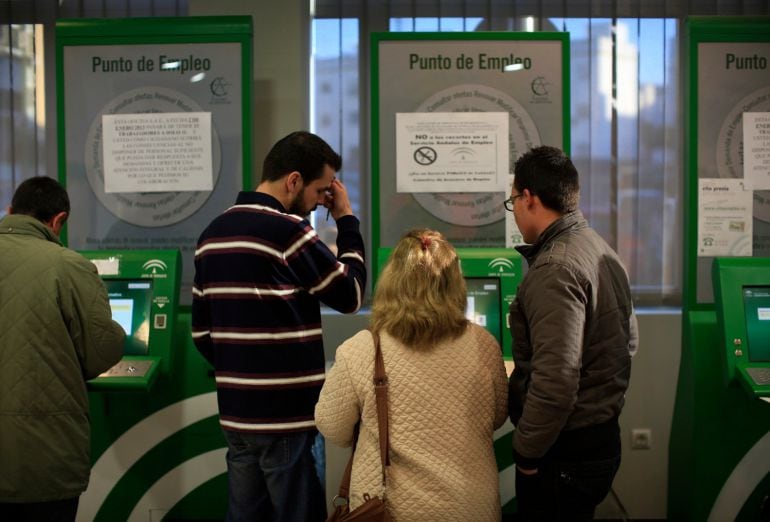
top-left (460, 323), bottom-right (504, 355)
top-left (334, 329), bottom-right (376, 360)
top-left (464, 322), bottom-right (499, 344)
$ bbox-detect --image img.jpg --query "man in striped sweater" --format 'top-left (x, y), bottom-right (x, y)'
top-left (192, 131), bottom-right (366, 522)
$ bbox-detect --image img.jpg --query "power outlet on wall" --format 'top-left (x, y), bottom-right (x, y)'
top-left (631, 428), bottom-right (652, 450)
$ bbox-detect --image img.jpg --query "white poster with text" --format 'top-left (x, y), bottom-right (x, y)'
top-left (103, 112), bottom-right (213, 193)
top-left (396, 112), bottom-right (508, 193)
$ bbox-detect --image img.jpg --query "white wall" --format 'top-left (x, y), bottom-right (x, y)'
top-left (599, 310), bottom-right (681, 519)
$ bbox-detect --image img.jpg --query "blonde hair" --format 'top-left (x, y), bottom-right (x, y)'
top-left (371, 229), bottom-right (468, 349)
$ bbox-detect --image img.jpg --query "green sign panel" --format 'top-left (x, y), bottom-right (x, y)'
top-left (56, 17), bottom-right (252, 305)
top-left (371, 31), bottom-right (569, 276)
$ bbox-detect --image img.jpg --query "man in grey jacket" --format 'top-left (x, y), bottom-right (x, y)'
top-left (0, 177), bottom-right (124, 522)
top-left (505, 146), bottom-right (638, 521)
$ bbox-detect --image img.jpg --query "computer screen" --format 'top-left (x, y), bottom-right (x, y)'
top-left (742, 286), bottom-right (770, 362)
top-left (105, 279), bottom-right (153, 355)
top-left (465, 277), bottom-right (503, 345)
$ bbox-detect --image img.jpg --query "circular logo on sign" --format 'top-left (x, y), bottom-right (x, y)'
top-left (715, 85), bottom-right (770, 223)
top-left (412, 84), bottom-right (541, 226)
top-left (210, 77), bottom-right (230, 97)
top-left (84, 86), bottom-right (222, 227)
top-left (531, 77), bottom-right (550, 97)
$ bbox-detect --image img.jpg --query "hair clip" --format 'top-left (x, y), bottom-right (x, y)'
top-left (420, 236), bottom-right (432, 251)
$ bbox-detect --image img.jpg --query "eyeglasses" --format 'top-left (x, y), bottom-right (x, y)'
top-left (503, 194), bottom-right (524, 212)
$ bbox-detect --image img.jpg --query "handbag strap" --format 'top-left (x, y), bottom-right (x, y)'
top-left (334, 329), bottom-right (390, 503)
top-left (372, 329), bottom-right (390, 483)
top-left (334, 426), bottom-right (357, 502)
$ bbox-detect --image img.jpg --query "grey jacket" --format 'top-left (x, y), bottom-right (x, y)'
top-left (508, 210), bottom-right (638, 468)
top-left (0, 214), bottom-right (124, 502)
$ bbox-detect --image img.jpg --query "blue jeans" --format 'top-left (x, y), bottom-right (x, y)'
top-left (223, 429), bottom-right (326, 522)
top-left (515, 456), bottom-right (621, 521)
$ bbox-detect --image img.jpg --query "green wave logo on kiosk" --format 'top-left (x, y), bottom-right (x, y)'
top-left (488, 257), bottom-right (515, 273)
top-left (143, 259), bottom-right (168, 278)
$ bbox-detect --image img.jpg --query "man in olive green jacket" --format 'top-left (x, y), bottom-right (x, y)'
top-left (0, 177), bottom-right (125, 522)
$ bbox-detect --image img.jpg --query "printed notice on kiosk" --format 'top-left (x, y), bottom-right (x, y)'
top-left (396, 112), bottom-right (508, 193)
top-left (697, 178), bottom-right (752, 257)
top-left (102, 112), bottom-right (213, 193)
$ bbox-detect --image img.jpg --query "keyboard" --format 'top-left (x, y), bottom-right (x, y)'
top-left (745, 367), bottom-right (770, 386)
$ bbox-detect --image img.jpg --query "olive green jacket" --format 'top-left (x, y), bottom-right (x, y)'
top-left (0, 214), bottom-right (124, 502)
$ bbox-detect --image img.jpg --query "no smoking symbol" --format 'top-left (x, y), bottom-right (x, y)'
top-left (414, 146), bottom-right (437, 165)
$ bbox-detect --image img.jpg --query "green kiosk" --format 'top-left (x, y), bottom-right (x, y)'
top-left (81, 249), bottom-right (182, 391)
top-left (714, 258), bottom-right (770, 399)
top-left (669, 17), bottom-right (770, 521)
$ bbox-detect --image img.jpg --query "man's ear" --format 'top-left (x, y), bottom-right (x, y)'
top-left (521, 188), bottom-right (540, 212)
top-left (48, 211), bottom-right (69, 237)
top-left (285, 171), bottom-right (303, 195)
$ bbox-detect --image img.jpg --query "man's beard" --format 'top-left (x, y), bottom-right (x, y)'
top-left (288, 190), bottom-right (314, 217)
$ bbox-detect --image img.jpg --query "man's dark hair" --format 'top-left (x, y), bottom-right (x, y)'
top-left (261, 131), bottom-right (342, 184)
top-left (10, 176), bottom-right (70, 223)
top-left (513, 145), bottom-right (580, 213)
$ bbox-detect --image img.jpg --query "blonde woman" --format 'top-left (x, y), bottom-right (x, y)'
top-left (315, 229), bottom-right (508, 521)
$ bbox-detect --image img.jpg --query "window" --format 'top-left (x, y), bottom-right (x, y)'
top-left (0, 0), bottom-right (188, 219)
top-left (311, 7), bottom-right (685, 306)
top-left (0, 24), bottom-right (44, 216)
top-left (310, 17), bottom-right (362, 252)
top-left (552, 17), bottom-right (681, 305)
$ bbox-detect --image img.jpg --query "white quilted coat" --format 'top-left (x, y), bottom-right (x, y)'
top-left (315, 324), bottom-right (508, 521)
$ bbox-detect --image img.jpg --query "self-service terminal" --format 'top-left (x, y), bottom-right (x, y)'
top-left (376, 247), bottom-right (521, 359)
top-left (713, 257), bottom-right (770, 399)
top-left (669, 257), bottom-right (770, 520)
top-left (79, 249), bottom-right (181, 391)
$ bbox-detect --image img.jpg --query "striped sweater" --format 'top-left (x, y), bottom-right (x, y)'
top-left (192, 191), bottom-right (366, 433)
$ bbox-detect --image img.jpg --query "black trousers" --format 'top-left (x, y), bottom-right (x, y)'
top-left (514, 455), bottom-right (621, 521)
top-left (0, 497), bottom-right (79, 522)
top-left (514, 417), bottom-right (622, 522)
